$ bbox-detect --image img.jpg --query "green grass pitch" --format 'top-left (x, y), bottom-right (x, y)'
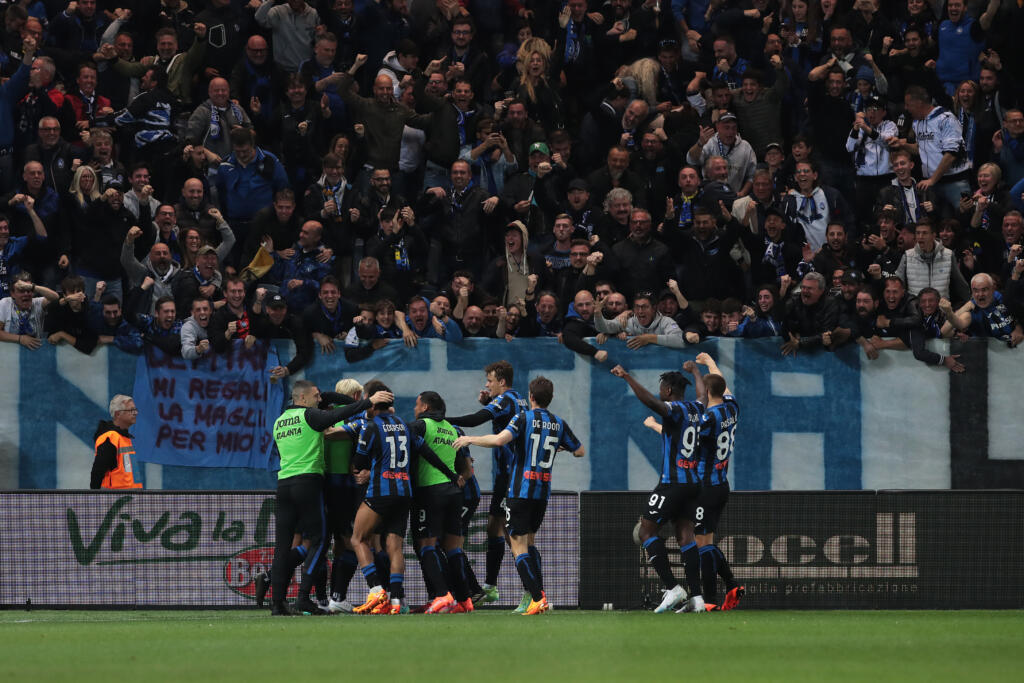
top-left (2, 609), bottom-right (1021, 681)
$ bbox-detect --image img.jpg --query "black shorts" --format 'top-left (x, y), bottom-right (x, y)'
top-left (693, 482), bottom-right (730, 535)
top-left (411, 483), bottom-right (463, 540)
top-left (642, 483), bottom-right (702, 526)
top-left (324, 474), bottom-right (360, 538)
top-left (489, 472), bottom-right (510, 518)
top-left (459, 493), bottom-right (480, 537)
top-left (364, 496), bottom-right (411, 539)
top-left (505, 497), bottom-right (547, 537)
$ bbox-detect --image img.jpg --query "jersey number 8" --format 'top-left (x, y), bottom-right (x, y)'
top-left (715, 427), bottom-right (736, 460)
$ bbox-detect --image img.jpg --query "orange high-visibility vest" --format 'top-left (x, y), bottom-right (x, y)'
top-left (94, 430), bottom-right (143, 489)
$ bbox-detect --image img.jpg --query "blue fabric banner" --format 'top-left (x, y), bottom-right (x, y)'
top-left (131, 342), bottom-right (285, 468)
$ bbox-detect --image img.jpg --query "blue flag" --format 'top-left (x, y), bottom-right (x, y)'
top-left (132, 342), bottom-right (285, 468)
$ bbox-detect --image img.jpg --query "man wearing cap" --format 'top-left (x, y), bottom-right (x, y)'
top-left (563, 178), bottom-right (597, 238)
top-left (737, 205), bottom-right (804, 288)
top-left (172, 244), bottom-right (224, 317)
top-left (686, 112), bottom-right (756, 198)
top-left (252, 287), bottom-right (313, 379)
top-left (500, 141), bottom-right (562, 239)
top-left (847, 97), bottom-right (899, 232)
top-left (829, 268), bottom-right (867, 347)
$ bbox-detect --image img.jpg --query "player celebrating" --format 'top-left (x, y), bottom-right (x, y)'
top-left (349, 386), bottom-right (424, 615)
top-left (269, 380), bottom-right (391, 616)
top-left (611, 362), bottom-right (707, 614)
top-left (454, 377), bottom-right (584, 615)
top-left (447, 360), bottom-right (528, 605)
top-left (692, 352), bottom-right (744, 611)
top-left (322, 378), bottom-right (365, 614)
top-left (408, 391), bottom-right (473, 614)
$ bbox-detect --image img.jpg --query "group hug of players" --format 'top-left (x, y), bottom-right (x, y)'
top-left (262, 353), bottom-right (742, 616)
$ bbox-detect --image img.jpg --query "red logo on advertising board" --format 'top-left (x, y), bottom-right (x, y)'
top-left (224, 546), bottom-right (298, 600)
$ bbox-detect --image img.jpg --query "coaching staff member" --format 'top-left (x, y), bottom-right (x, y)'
top-left (269, 379), bottom-right (392, 616)
top-left (91, 395), bottom-right (143, 489)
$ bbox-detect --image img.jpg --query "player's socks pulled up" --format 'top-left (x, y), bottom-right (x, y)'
top-left (389, 573), bottom-right (405, 602)
top-left (374, 548), bottom-right (389, 581)
top-left (712, 545), bottom-right (737, 587)
top-left (485, 536), bottom-right (506, 586)
top-left (699, 545), bottom-right (718, 603)
top-left (528, 545), bottom-right (543, 592)
top-left (360, 564), bottom-right (380, 589)
top-left (514, 553), bottom-right (543, 602)
top-left (642, 536), bottom-right (679, 589)
top-left (679, 541), bottom-right (702, 599)
top-left (446, 547), bottom-right (471, 601)
top-left (331, 549), bottom-right (358, 599)
top-left (420, 545), bottom-right (449, 598)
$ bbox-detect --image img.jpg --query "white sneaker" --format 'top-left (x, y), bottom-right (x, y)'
top-left (654, 585), bottom-right (687, 613)
top-left (326, 598), bottom-right (354, 614)
top-left (676, 595), bottom-right (706, 613)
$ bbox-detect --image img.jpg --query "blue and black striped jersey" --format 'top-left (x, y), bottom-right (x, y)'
top-left (696, 394), bottom-right (738, 486)
top-left (504, 408), bottom-right (581, 501)
top-left (355, 414), bottom-right (424, 498)
top-left (455, 427), bottom-right (481, 499)
top-left (660, 400), bottom-right (705, 485)
top-left (483, 389), bottom-right (528, 475)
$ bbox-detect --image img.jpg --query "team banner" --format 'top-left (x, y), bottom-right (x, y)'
top-left (578, 491), bottom-right (1024, 610)
top-left (0, 491), bottom-right (578, 609)
top-left (131, 343), bottom-right (285, 469)
top-left (3, 338), bottom-right (1023, 490)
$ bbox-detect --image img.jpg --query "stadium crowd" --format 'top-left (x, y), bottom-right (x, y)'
top-left (2, 0), bottom-right (1024, 374)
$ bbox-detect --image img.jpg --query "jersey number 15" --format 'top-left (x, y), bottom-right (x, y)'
top-left (529, 433), bottom-right (558, 469)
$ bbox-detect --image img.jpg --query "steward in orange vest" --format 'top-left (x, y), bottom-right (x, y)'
top-left (91, 396), bottom-right (143, 489)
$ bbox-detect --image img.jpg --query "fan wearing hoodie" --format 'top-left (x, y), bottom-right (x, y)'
top-left (561, 289), bottom-right (608, 362)
top-left (594, 290), bottom-right (686, 350)
top-left (480, 221), bottom-right (547, 309)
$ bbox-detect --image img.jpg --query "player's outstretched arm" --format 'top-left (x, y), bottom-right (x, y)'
top-left (610, 364), bottom-right (671, 417)
top-left (447, 408), bottom-right (493, 427)
top-left (695, 352), bottom-right (729, 396)
top-left (453, 430), bottom-right (514, 450)
top-left (643, 415), bottom-right (663, 434)
top-left (683, 360), bottom-right (707, 404)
